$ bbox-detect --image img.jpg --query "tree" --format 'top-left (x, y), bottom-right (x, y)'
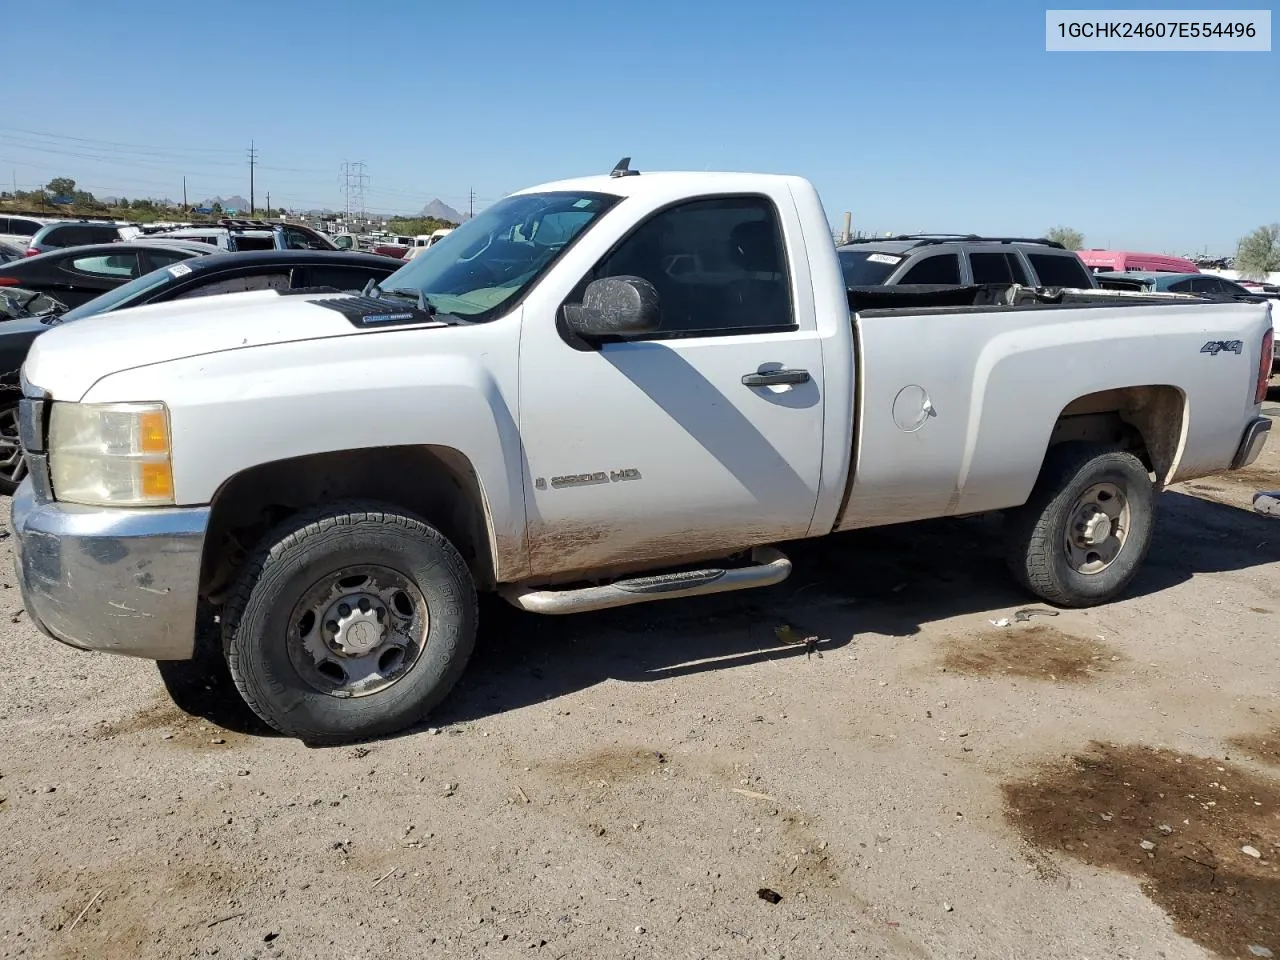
top-left (45, 176), bottom-right (76, 198)
top-left (211, 202), bottom-right (223, 214)
top-left (1235, 224), bottom-right (1280, 281)
top-left (1045, 226), bottom-right (1084, 250)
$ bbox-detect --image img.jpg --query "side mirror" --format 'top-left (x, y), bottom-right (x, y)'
top-left (563, 276), bottom-right (660, 339)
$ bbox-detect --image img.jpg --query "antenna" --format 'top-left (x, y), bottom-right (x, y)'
top-left (248, 141), bottom-right (257, 215)
top-left (610, 157), bottom-right (639, 178)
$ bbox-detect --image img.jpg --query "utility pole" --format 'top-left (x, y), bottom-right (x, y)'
top-left (266, 191), bottom-right (271, 217)
top-left (182, 176), bottom-right (187, 209)
top-left (469, 188), bottom-right (476, 219)
top-left (248, 140), bottom-right (257, 215)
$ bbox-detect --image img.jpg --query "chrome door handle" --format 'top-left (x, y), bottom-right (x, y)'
top-left (742, 368), bottom-right (811, 387)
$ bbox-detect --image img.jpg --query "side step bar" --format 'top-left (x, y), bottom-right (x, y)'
top-left (499, 547), bottom-right (792, 615)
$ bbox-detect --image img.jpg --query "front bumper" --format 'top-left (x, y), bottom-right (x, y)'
top-left (1231, 416), bottom-right (1272, 470)
top-left (11, 479), bottom-right (210, 661)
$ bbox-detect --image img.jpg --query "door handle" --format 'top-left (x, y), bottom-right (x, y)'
top-left (742, 368), bottom-right (811, 387)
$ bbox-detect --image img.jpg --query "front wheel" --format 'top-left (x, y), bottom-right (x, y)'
top-left (1005, 443), bottom-right (1155, 608)
top-left (0, 400), bottom-right (28, 496)
top-left (222, 503), bottom-right (477, 744)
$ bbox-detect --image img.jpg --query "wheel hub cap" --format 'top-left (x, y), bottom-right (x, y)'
top-left (1063, 481), bottom-right (1132, 576)
top-left (287, 566), bottom-right (429, 698)
top-left (1081, 511), bottom-right (1112, 545)
top-left (327, 595), bottom-right (386, 655)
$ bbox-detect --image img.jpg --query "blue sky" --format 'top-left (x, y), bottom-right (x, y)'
top-left (2, 0), bottom-right (1274, 252)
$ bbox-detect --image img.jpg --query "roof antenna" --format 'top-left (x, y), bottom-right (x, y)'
top-left (610, 156), bottom-right (639, 178)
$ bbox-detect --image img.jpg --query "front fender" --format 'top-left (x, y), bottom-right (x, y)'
top-left (80, 321), bottom-right (527, 577)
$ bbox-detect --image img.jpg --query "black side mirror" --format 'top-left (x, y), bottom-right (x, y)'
top-left (563, 276), bottom-right (660, 339)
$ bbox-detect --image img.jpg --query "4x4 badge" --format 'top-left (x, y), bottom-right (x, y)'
top-left (1200, 340), bottom-right (1243, 355)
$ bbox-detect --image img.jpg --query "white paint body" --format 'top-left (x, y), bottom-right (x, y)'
top-left (22, 171), bottom-right (1274, 586)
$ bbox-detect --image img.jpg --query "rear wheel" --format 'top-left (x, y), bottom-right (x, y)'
top-left (1005, 443), bottom-right (1155, 607)
top-left (222, 503), bottom-right (477, 744)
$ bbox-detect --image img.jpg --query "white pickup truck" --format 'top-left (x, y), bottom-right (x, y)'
top-left (11, 160), bottom-right (1275, 743)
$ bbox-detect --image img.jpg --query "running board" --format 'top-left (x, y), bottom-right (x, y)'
top-left (499, 547), bottom-right (792, 615)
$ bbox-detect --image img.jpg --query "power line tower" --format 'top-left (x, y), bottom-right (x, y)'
top-left (247, 141), bottom-right (257, 215)
top-left (341, 160), bottom-right (369, 223)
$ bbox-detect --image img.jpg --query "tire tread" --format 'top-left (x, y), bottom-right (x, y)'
top-left (221, 501), bottom-right (476, 744)
top-left (1005, 443), bottom-right (1154, 608)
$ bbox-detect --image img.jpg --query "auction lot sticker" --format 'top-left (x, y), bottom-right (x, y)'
top-left (1046, 9), bottom-right (1271, 50)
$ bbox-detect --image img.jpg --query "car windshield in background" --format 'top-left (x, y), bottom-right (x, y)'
top-left (56, 267), bottom-right (176, 323)
top-left (837, 250), bottom-right (901, 286)
top-left (374, 191), bottom-right (619, 320)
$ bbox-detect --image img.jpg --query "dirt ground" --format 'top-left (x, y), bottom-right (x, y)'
top-left (1, 419), bottom-right (1278, 960)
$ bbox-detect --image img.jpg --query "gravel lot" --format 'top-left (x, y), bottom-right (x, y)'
top-left (0, 419), bottom-right (1277, 960)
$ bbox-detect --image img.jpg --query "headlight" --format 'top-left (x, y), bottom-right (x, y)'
top-left (48, 402), bottom-right (174, 506)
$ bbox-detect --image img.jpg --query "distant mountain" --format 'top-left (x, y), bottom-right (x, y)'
top-left (421, 198), bottom-right (465, 224)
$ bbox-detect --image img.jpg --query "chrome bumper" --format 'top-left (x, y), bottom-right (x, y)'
top-left (10, 479), bottom-right (209, 661)
top-left (1232, 416), bottom-right (1271, 470)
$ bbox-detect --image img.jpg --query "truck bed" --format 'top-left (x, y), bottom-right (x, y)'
top-left (833, 284), bottom-right (1273, 531)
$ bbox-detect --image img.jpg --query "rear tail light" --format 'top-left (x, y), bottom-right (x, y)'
top-left (24, 248), bottom-right (39, 257)
top-left (0, 277), bottom-right (20, 287)
top-left (1257, 326), bottom-right (1274, 405)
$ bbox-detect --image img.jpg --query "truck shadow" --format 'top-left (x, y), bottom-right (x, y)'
top-left (154, 489), bottom-right (1279, 740)
top-left (434, 489), bottom-right (1280, 729)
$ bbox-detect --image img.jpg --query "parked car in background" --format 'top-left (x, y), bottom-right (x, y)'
top-left (404, 228), bottom-right (454, 260)
top-left (56, 249), bottom-right (404, 322)
top-left (139, 218), bottom-right (338, 253)
top-left (1078, 250), bottom-right (1200, 274)
top-left (0, 240), bottom-right (25, 264)
top-left (1093, 271), bottom-right (1263, 298)
top-left (0, 240), bottom-right (218, 308)
top-left (837, 235), bottom-right (1096, 289)
top-left (0, 249), bottom-right (403, 492)
top-left (0, 215), bottom-right (61, 248)
top-left (24, 219), bottom-right (129, 256)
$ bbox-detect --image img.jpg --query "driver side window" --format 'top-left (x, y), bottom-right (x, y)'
top-left (577, 195), bottom-right (794, 338)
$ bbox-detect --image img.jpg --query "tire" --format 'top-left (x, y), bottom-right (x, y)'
top-left (222, 502), bottom-right (477, 744)
top-left (1005, 442), bottom-right (1155, 608)
top-left (0, 398), bottom-right (27, 496)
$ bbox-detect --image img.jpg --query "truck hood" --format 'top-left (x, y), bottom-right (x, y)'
top-left (23, 289), bottom-right (446, 399)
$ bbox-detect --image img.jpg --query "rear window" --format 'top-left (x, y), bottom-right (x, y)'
top-left (2, 217), bottom-right (42, 237)
top-left (43, 223), bottom-right (120, 247)
top-left (970, 252), bottom-right (1031, 285)
top-left (1027, 253), bottom-right (1093, 288)
top-left (233, 235), bottom-right (276, 251)
top-left (899, 254), bottom-right (961, 285)
top-left (306, 265), bottom-right (392, 291)
top-left (175, 272), bottom-right (290, 298)
top-left (837, 250), bottom-right (902, 286)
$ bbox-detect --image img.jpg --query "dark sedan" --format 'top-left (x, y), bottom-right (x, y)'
top-left (0, 249), bottom-right (403, 492)
top-left (56, 248), bottom-right (403, 322)
top-left (0, 240), bottom-right (217, 309)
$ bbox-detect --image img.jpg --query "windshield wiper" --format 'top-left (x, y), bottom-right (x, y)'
top-left (379, 288), bottom-right (437, 316)
top-left (361, 279), bottom-right (438, 316)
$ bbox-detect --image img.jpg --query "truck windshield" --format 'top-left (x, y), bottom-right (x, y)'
top-left (374, 191), bottom-right (619, 320)
top-left (837, 250), bottom-right (903, 287)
